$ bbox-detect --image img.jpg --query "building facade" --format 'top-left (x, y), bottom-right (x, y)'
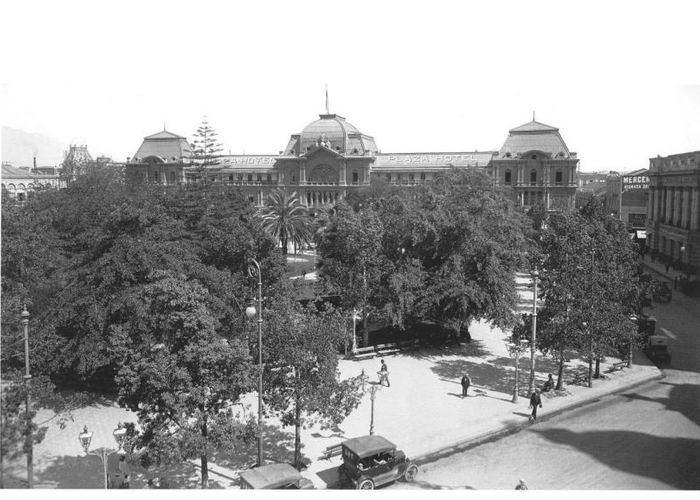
top-left (127, 113), bottom-right (579, 210)
top-left (646, 151), bottom-right (700, 271)
top-left (606, 168), bottom-right (649, 230)
top-left (1, 160), bottom-right (65, 200)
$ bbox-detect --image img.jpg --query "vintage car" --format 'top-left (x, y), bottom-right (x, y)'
top-left (653, 281), bottom-right (672, 303)
top-left (239, 463), bottom-right (314, 490)
top-left (644, 334), bottom-right (671, 366)
top-left (338, 435), bottom-right (418, 489)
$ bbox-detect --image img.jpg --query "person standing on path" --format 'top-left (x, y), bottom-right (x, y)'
top-left (529, 390), bottom-right (542, 422)
top-left (460, 373), bottom-right (471, 397)
top-left (378, 359), bottom-right (390, 387)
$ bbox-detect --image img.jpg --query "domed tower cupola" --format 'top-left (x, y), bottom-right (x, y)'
top-left (283, 113), bottom-right (378, 157)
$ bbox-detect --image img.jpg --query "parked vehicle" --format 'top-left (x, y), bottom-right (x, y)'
top-left (653, 281), bottom-right (672, 303)
top-left (644, 334), bottom-right (671, 366)
top-left (239, 463), bottom-right (314, 490)
top-left (338, 435), bottom-right (418, 489)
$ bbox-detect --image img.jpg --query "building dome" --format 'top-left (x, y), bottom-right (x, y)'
top-left (498, 119), bottom-right (572, 159)
top-left (283, 113), bottom-right (378, 156)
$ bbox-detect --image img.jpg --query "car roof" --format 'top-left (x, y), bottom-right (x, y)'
top-left (342, 435), bottom-right (396, 458)
top-left (239, 463), bottom-right (303, 489)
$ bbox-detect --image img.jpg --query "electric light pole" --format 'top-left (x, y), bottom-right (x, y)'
top-left (246, 258), bottom-right (264, 466)
top-left (527, 268), bottom-right (539, 396)
top-left (21, 305), bottom-right (33, 489)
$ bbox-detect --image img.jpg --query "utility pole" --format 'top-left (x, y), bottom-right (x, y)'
top-left (21, 305), bottom-right (33, 489)
top-left (527, 269), bottom-right (539, 396)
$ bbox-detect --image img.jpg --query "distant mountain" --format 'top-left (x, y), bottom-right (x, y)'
top-left (2, 126), bottom-right (66, 167)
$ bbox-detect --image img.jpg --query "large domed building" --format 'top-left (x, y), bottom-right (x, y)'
top-left (127, 109), bottom-right (578, 210)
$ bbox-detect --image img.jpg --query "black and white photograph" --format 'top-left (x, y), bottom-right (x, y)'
top-left (1, 0), bottom-right (699, 494)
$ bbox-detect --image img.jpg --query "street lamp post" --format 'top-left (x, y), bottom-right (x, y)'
top-left (78, 423), bottom-right (128, 489)
top-left (508, 340), bottom-right (527, 403)
top-left (368, 384), bottom-right (381, 435)
top-left (246, 258), bottom-right (264, 467)
top-left (351, 309), bottom-right (361, 353)
top-left (527, 268), bottom-right (539, 396)
top-left (21, 305), bottom-right (33, 489)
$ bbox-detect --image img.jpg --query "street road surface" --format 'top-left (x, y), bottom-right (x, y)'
top-left (390, 285), bottom-right (700, 490)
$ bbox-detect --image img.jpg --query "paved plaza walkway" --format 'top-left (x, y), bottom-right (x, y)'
top-left (4, 270), bottom-right (662, 489)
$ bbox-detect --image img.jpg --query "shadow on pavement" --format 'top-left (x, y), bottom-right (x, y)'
top-left (533, 428), bottom-right (700, 489)
top-left (409, 479), bottom-right (476, 490)
top-left (619, 381), bottom-right (700, 427)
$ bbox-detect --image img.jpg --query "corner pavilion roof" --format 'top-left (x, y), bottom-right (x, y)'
top-left (498, 119), bottom-right (572, 159)
top-left (132, 129), bottom-right (192, 162)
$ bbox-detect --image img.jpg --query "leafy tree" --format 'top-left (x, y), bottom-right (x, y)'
top-left (257, 189), bottom-right (313, 255)
top-left (191, 117), bottom-right (223, 174)
top-left (115, 273), bottom-right (256, 488)
top-left (261, 291), bottom-right (363, 468)
top-left (317, 202), bottom-right (387, 346)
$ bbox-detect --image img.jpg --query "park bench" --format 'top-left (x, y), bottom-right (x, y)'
top-left (397, 339), bottom-right (421, 350)
top-left (352, 346), bottom-right (377, 360)
top-left (606, 361), bottom-right (627, 373)
top-left (375, 342), bottom-right (400, 356)
top-left (319, 443), bottom-right (343, 460)
top-left (571, 372), bottom-right (588, 386)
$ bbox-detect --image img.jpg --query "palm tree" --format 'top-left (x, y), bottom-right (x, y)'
top-left (258, 189), bottom-right (312, 255)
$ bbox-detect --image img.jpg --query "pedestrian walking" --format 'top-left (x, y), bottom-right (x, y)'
top-left (460, 373), bottom-right (471, 397)
top-left (529, 390), bottom-right (542, 421)
top-left (665, 262), bottom-right (670, 273)
top-left (378, 359), bottom-right (390, 387)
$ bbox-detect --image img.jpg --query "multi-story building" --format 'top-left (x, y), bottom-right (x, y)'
top-left (1, 157), bottom-right (65, 200)
top-left (127, 111), bottom-right (579, 210)
top-left (646, 151), bottom-right (700, 271)
top-left (606, 168), bottom-right (649, 230)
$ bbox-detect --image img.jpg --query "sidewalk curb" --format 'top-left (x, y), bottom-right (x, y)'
top-left (411, 368), bottom-right (664, 468)
top-left (312, 368), bottom-right (663, 489)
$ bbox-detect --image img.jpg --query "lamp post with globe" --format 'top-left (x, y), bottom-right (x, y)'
top-left (78, 423), bottom-right (128, 489)
top-left (246, 258), bottom-right (264, 466)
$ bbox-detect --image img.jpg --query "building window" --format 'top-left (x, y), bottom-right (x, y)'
top-left (154, 171), bottom-right (160, 183)
top-left (505, 170), bottom-right (512, 185)
top-left (352, 171), bottom-right (359, 184)
top-left (256, 174), bottom-right (262, 182)
top-left (386, 174), bottom-right (391, 182)
top-left (237, 173), bottom-right (243, 181)
top-left (229, 175), bottom-right (234, 182)
top-left (267, 174), bottom-right (272, 183)
top-left (530, 170), bottom-right (537, 185)
top-left (409, 173), bottom-right (415, 181)
top-left (420, 172), bottom-right (426, 181)
top-left (247, 174), bottom-right (253, 182)
top-left (170, 172), bottom-right (176, 183)
top-left (531, 154), bottom-right (537, 160)
top-left (555, 171), bottom-right (562, 185)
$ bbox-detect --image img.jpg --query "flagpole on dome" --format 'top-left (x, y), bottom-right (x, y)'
top-left (325, 84), bottom-right (329, 114)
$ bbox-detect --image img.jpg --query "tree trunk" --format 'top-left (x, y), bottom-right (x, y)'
top-left (556, 351), bottom-right (565, 390)
top-left (200, 420), bottom-right (208, 489)
top-left (587, 356), bottom-right (593, 388)
top-left (294, 397), bottom-right (302, 470)
top-left (362, 311), bottom-right (369, 348)
top-left (282, 235), bottom-right (288, 255)
top-left (594, 357), bottom-right (601, 379)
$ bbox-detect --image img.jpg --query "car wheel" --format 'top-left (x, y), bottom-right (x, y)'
top-left (358, 479), bottom-right (374, 490)
top-left (403, 464), bottom-right (418, 482)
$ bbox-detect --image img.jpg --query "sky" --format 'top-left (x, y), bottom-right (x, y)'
top-left (2, 0), bottom-right (700, 171)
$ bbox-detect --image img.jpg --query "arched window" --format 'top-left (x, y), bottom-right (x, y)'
top-left (530, 170), bottom-right (537, 185)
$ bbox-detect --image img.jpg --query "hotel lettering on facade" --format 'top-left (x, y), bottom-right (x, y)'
top-left (126, 112), bottom-right (578, 210)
